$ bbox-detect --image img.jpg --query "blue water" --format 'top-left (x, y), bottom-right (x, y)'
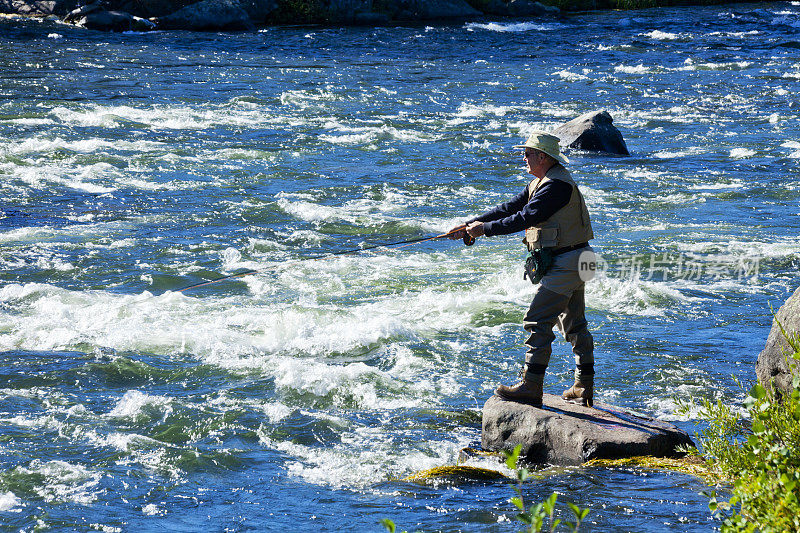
top-left (1, 3), bottom-right (799, 531)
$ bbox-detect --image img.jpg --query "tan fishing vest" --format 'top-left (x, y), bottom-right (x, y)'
top-left (522, 164), bottom-right (594, 252)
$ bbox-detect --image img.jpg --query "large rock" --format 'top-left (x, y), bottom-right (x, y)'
top-left (154, 0), bottom-right (252, 30)
top-left (552, 110), bottom-right (630, 156)
top-left (482, 394), bottom-right (694, 464)
top-left (0, 0), bottom-right (65, 15)
top-left (506, 0), bottom-right (548, 16)
top-left (116, 0), bottom-right (197, 18)
top-left (756, 286), bottom-right (800, 394)
top-left (398, 0), bottom-right (481, 20)
top-left (74, 7), bottom-right (153, 30)
top-left (237, 0), bottom-right (276, 24)
top-left (482, 0), bottom-right (557, 16)
top-left (323, 0), bottom-right (372, 23)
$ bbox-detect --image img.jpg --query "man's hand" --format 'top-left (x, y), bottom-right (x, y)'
top-left (447, 224), bottom-right (467, 240)
top-left (466, 221), bottom-right (485, 238)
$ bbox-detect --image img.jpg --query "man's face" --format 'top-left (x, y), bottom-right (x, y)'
top-left (523, 149), bottom-right (542, 174)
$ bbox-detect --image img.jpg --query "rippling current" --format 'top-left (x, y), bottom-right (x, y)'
top-left (1, 3), bottom-right (799, 531)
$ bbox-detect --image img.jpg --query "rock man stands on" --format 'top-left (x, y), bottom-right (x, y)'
top-left (450, 132), bottom-right (596, 407)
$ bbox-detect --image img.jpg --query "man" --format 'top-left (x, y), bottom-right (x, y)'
top-left (449, 132), bottom-right (595, 407)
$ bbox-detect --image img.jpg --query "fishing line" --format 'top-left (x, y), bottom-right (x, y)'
top-left (174, 226), bottom-right (476, 293)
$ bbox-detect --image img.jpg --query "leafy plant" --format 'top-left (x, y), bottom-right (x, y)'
top-left (686, 317), bottom-right (800, 532)
top-left (503, 445), bottom-right (590, 532)
top-left (380, 445), bottom-right (589, 533)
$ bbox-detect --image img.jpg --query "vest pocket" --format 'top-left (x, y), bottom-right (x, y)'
top-left (524, 224), bottom-right (559, 250)
top-left (540, 226), bottom-right (559, 248)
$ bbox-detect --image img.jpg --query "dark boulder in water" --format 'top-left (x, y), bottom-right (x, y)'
top-left (553, 110), bottom-right (630, 156)
top-left (76, 8), bottom-right (154, 30)
top-left (153, 0), bottom-right (255, 30)
top-left (756, 285), bottom-right (800, 395)
top-left (323, 0), bottom-right (387, 24)
top-left (482, 393), bottom-right (694, 464)
top-left (394, 0), bottom-right (481, 20)
top-left (482, 0), bottom-right (557, 16)
top-left (63, 0), bottom-right (101, 21)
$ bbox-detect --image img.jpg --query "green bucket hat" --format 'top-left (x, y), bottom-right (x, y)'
top-left (514, 132), bottom-right (569, 165)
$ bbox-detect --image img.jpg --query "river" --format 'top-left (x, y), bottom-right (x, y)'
top-left (1, 3), bottom-right (799, 531)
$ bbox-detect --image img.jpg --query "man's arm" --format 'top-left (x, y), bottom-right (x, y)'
top-left (482, 179), bottom-right (572, 237)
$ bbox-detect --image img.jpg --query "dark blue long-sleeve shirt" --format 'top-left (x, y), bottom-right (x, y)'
top-left (469, 179), bottom-right (573, 237)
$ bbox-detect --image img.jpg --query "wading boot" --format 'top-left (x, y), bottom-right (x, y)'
top-left (562, 374), bottom-right (593, 407)
top-left (495, 372), bottom-right (544, 407)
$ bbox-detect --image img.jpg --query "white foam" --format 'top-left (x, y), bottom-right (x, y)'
top-left (3, 117), bottom-right (55, 125)
top-left (641, 30), bottom-right (681, 40)
top-left (14, 460), bottom-right (101, 505)
top-left (2, 137), bottom-right (161, 156)
top-left (49, 103), bottom-right (274, 131)
top-left (706, 30), bottom-right (759, 38)
top-left (464, 21), bottom-right (564, 33)
top-left (86, 430), bottom-right (153, 452)
top-left (688, 179), bottom-right (742, 190)
top-left (730, 147), bottom-right (756, 159)
top-left (0, 219), bottom-right (136, 244)
top-left (142, 503), bottom-right (164, 516)
top-left (260, 423), bottom-right (478, 489)
top-left (586, 275), bottom-right (695, 317)
top-left (0, 492), bottom-right (22, 512)
top-left (553, 70), bottom-right (588, 82)
top-left (262, 402), bottom-right (294, 423)
top-left (646, 385), bottom-right (748, 422)
top-left (652, 147), bottom-right (707, 159)
top-left (674, 237), bottom-right (800, 259)
top-left (614, 64), bottom-right (650, 74)
top-left (679, 60), bottom-right (752, 71)
top-left (108, 390), bottom-right (173, 418)
top-left (319, 125), bottom-right (433, 146)
top-left (455, 103), bottom-right (516, 118)
top-left (89, 525), bottom-right (121, 533)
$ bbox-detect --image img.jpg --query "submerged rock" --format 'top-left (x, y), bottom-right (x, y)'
top-left (404, 464), bottom-right (508, 483)
top-left (482, 393), bottom-right (694, 464)
top-left (756, 285), bottom-right (800, 395)
top-left (552, 110), bottom-right (630, 155)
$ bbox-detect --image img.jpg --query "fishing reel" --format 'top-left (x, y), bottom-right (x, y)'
top-left (463, 233), bottom-right (475, 246)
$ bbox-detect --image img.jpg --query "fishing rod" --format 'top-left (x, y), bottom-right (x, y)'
top-left (174, 226), bottom-right (476, 293)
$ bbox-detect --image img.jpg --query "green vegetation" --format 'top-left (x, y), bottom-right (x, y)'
top-left (403, 464), bottom-right (509, 482)
top-left (269, 0), bottom-right (323, 24)
top-left (382, 444), bottom-right (589, 532)
top-left (583, 455), bottom-right (713, 482)
top-left (503, 445), bottom-right (590, 532)
top-left (682, 319), bottom-right (800, 532)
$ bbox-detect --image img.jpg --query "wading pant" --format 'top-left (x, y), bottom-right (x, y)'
top-left (522, 248), bottom-right (594, 372)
